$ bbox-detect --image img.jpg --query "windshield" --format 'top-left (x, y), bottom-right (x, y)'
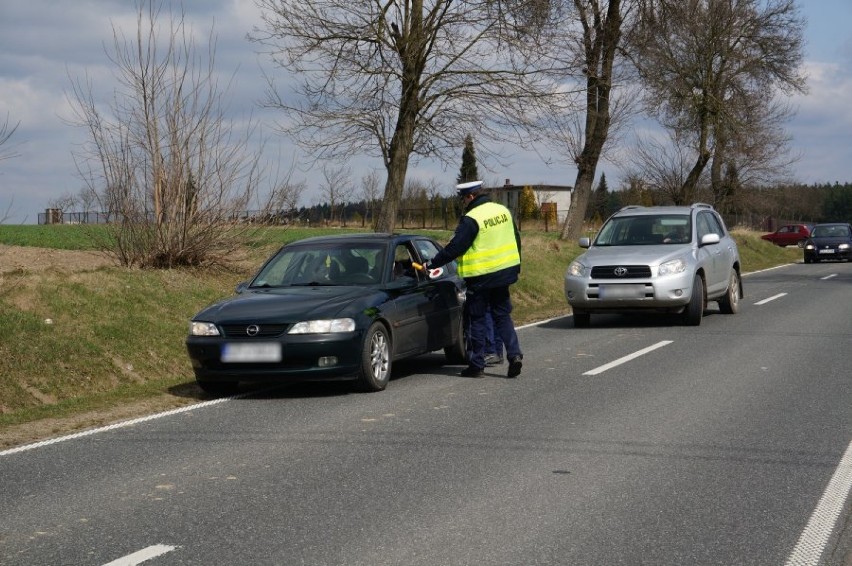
top-left (251, 243), bottom-right (386, 287)
top-left (595, 214), bottom-right (692, 246)
top-left (812, 225), bottom-right (850, 238)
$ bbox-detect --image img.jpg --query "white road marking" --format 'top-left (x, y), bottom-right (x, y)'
top-left (785, 439), bottom-right (852, 566)
top-left (820, 274), bottom-right (837, 280)
top-left (103, 544), bottom-right (177, 565)
top-left (755, 292), bottom-right (787, 305)
top-left (582, 340), bottom-right (673, 376)
top-left (0, 397), bottom-right (235, 457)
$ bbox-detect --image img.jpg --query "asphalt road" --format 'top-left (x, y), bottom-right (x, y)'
top-left (2, 261), bottom-right (851, 566)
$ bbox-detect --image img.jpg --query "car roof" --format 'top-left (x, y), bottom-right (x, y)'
top-left (284, 233), bottom-right (424, 246)
top-left (812, 222), bottom-right (850, 227)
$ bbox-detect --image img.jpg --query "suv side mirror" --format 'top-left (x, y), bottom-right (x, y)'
top-left (578, 237), bottom-right (591, 248)
top-left (700, 233), bottom-right (721, 246)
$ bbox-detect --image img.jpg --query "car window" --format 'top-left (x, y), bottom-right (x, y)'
top-left (252, 244), bottom-right (385, 286)
top-left (696, 212), bottom-right (720, 239)
top-left (596, 214), bottom-right (690, 246)
top-left (392, 243), bottom-right (421, 281)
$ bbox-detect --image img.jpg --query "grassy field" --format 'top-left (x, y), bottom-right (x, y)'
top-left (0, 223), bottom-right (801, 444)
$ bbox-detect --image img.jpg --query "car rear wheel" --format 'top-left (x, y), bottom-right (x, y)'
top-left (196, 380), bottom-right (239, 397)
top-left (717, 269), bottom-right (741, 314)
top-left (357, 322), bottom-right (391, 392)
top-left (682, 274), bottom-right (704, 326)
top-left (573, 310), bottom-right (591, 328)
top-left (444, 314), bottom-right (467, 364)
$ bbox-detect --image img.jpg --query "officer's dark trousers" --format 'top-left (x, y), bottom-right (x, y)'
top-left (465, 285), bottom-right (522, 370)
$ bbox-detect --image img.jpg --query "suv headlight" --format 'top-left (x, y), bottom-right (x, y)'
top-left (567, 260), bottom-right (587, 277)
top-left (658, 258), bottom-right (687, 276)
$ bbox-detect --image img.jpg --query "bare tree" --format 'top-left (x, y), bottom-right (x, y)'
top-left (0, 113), bottom-right (20, 164)
top-left (318, 165), bottom-right (354, 225)
top-left (358, 170), bottom-right (382, 228)
top-left (0, 113), bottom-right (21, 223)
top-left (68, 0), bottom-right (265, 267)
top-left (629, 0), bottom-right (806, 207)
top-left (537, 0), bottom-right (637, 242)
top-left (252, 0), bottom-right (566, 232)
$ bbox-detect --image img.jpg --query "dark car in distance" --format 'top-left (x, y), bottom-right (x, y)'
top-left (803, 223), bottom-right (852, 263)
top-left (186, 233), bottom-right (467, 395)
top-left (761, 223), bottom-right (812, 247)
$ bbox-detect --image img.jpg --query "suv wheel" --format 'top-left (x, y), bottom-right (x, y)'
top-left (573, 310), bottom-right (591, 328)
top-left (718, 269), bottom-right (740, 314)
top-left (682, 274), bottom-right (704, 326)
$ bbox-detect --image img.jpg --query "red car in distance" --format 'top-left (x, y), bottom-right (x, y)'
top-left (761, 223), bottom-right (812, 247)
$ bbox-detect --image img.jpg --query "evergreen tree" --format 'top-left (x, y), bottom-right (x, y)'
top-left (457, 134), bottom-right (479, 184)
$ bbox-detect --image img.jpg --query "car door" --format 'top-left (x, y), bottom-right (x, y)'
top-left (386, 242), bottom-right (432, 357)
top-left (412, 238), bottom-right (463, 352)
top-left (696, 211), bottom-right (727, 294)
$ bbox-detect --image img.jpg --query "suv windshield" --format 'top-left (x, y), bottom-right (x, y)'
top-left (595, 214), bottom-right (692, 246)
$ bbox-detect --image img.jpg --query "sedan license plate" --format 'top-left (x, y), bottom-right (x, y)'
top-left (222, 343), bottom-right (282, 363)
top-left (598, 284), bottom-right (645, 299)
top-left (818, 248), bottom-right (835, 254)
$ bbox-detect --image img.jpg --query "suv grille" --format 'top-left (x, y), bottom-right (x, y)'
top-left (590, 265), bottom-right (652, 279)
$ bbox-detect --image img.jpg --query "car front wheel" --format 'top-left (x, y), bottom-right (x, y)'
top-left (357, 322), bottom-right (391, 392)
top-left (718, 269), bottom-right (741, 314)
top-left (682, 274), bottom-right (704, 326)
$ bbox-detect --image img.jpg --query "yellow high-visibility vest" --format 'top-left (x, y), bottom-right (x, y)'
top-left (457, 202), bottom-right (521, 278)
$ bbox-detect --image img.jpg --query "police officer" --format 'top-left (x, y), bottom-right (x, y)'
top-left (424, 180), bottom-right (523, 378)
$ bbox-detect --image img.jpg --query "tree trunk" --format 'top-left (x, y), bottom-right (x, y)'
top-left (559, 0), bottom-right (622, 242)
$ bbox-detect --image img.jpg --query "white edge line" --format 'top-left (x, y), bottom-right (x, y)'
top-left (820, 274), bottom-right (837, 280)
top-left (0, 396), bottom-right (236, 457)
top-left (755, 292), bottom-right (788, 305)
top-left (785, 440), bottom-right (852, 566)
top-left (583, 340), bottom-right (674, 376)
top-left (103, 544), bottom-right (177, 566)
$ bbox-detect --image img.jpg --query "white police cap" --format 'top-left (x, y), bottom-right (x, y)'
top-left (456, 180), bottom-right (483, 196)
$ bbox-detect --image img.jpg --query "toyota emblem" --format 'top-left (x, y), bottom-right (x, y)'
top-left (246, 324), bottom-right (260, 336)
top-left (613, 267), bottom-right (628, 277)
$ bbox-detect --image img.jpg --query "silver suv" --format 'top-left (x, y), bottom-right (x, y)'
top-left (564, 203), bottom-right (742, 327)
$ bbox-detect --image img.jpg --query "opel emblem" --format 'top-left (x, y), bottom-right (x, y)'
top-left (246, 324), bottom-right (260, 336)
top-left (613, 267), bottom-right (628, 277)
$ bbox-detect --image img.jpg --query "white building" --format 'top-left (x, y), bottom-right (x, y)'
top-left (487, 179), bottom-right (573, 222)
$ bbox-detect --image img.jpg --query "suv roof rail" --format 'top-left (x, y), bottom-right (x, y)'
top-left (692, 203), bottom-right (714, 210)
top-left (619, 205), bottom-right (644, 211)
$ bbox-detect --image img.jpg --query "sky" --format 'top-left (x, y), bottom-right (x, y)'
top-left (1, 0), bottom-right (851, 225)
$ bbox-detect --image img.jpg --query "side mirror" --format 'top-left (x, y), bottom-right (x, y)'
top-left (235, 281), bottom-right (249, 293)
top-left (578, 237), bottom-right (591, 248)
top-left (700, 233), bottom-right (721, 246)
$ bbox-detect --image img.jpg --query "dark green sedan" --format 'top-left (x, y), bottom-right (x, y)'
top-left (186, 233), bottom-right (466, 395)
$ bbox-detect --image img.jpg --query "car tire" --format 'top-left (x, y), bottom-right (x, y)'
top-left (357, 322), bottom-right (391, 392)
top-left (444, 314), bottom-right (467, 364)
top-left (717, 269), bottom-right (741, 314)
top-left (196, 380), bottom-right (239, 397)
top-left (573, 310), bottom-right (591, 328)
top-left (682, 274), bottom-right (704, 326)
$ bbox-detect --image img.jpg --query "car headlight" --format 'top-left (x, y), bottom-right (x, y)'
top-left (190, 321), bottom-right (220, 336)
top-left (805, 243), bottom-right (815, 250)
top-left (288, 318), bottom-right (356, 334)
top-left (658, 258), bottom-right (687, 276)
top-left (566, 261), bottom-right (587, 277)
top-left (839, 243), bottom-right (849, 250)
